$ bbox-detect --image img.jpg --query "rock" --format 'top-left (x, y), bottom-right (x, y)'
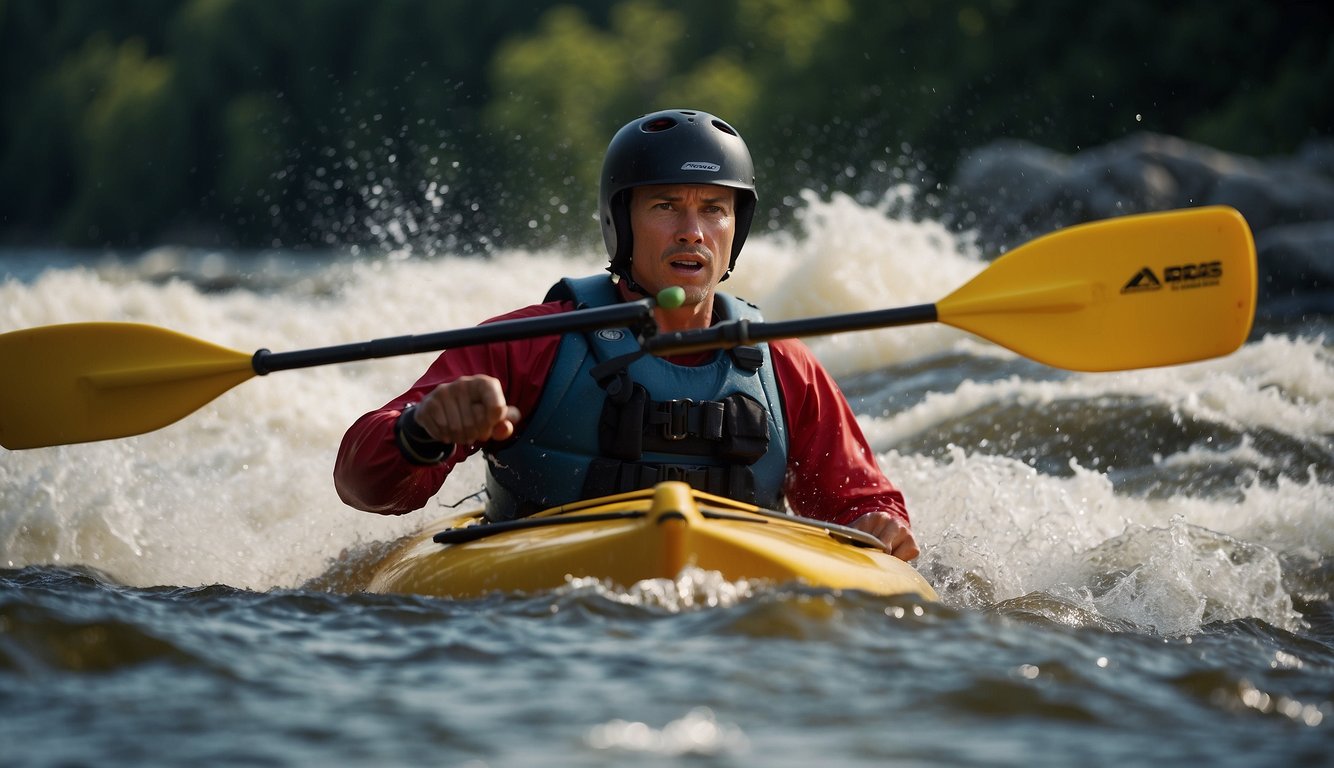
top-left (1209, 164), bottom-right (1334, 232)
top-left (1256, 221), bottom-right (1334, 319)
top-left (948, 139), bottom-right (1078, 252)
top-left (945, 132), bottom-right (1334, 317)
top-left (1296, 138), bottom-right (1334, 178)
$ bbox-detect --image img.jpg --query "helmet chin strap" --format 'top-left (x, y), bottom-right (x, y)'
top-left (613, 254), bottom-right (659, 298)
top-left (621, 273), bottom-right (651, 297)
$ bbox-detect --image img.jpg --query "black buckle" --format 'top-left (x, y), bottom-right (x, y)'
top-left (662, 399), bottom-right (693, 441)
top-left (590, 352), bottom-right (646, 404)
top-left (657, 465), bottom-right (688, 482)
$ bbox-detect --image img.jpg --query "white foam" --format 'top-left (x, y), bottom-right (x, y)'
top-left (886, 447), bottom-right (1322, 634)
top-left (861, 332), bottom-right (1334, 448)
top-left (732, 190), bottom-right (980, 377)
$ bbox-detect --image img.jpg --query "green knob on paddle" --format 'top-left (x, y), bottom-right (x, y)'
top-left (656, 286), bottom-right (686, 310)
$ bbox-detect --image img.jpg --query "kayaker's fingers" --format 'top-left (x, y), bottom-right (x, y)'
top-left (411, 389), bottom-right (451, 442)
top-left (489, 406), bottom-right (522, 442)
top-left (890, 534), bottom-right (920, 562)
top-left (472, 376), bottom-right (510, 421)
top-left (464, 376), bottom-right (512, 442)
top-left (850, 511), bottom-right (920, 562)
top-left (418, 375), bottom-right (513, 445)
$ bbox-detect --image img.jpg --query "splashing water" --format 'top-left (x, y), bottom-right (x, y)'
top-left (1, 192), bottom-right (1330, 641)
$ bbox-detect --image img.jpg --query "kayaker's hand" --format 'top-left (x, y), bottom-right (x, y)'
top-left (849, 511), bottom-right (920, 561)
top-left (414, 375), bottom-right (521, 445)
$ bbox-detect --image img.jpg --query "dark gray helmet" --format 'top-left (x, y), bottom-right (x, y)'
top-left (599, 109), bottom-right (757, 282)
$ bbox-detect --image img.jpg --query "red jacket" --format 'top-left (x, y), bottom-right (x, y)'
top-left (334, 300), bottom-right (909, 529)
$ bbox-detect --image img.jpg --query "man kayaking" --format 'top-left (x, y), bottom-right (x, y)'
top-left (335, 108), bottom-right (919, 560)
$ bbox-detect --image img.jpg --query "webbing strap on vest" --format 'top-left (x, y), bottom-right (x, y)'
top-left (598, 386), bottom-right (769, 463)
top-left (583, 458), bottom-right (755, 502)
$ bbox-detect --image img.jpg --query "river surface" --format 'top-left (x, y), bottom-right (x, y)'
top-left (2, 195), bottom-right (1331, 766)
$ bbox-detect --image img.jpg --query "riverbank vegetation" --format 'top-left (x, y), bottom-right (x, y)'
top-left (1, 0), bottom-right (1329, 250)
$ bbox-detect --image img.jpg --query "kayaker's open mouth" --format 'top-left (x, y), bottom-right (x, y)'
top-left (671, 258), bottom-right (705, 273)
top-left (664, 247), bottom-right (712, 275)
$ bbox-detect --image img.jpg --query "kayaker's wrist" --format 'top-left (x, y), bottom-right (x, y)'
top-left (395, 405), bottom-right (452, 465)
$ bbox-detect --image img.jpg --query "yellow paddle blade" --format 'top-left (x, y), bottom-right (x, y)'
top-left (0, 323), bottom-right (256, 449)
top-left (937, 206), bottom-right (1256, 371)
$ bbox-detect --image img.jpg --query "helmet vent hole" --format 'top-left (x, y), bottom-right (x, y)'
top-left (641, 117), bottom-right (678, 133)
top-left (712, 119), bottom-right (738, 137)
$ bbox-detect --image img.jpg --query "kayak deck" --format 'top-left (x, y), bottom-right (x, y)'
top-left (366, 482), bottom-right (937, 600)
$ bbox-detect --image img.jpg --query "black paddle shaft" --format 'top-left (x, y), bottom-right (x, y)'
top-left (250, 298), bottom-right (937, 373)
top-left (645, 303), bottom-right (939, 356)
top-left (251, 299), bottom-right (657, 374)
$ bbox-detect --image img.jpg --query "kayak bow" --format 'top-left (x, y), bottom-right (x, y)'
top-left (366, 482), bottom-right (939, 600)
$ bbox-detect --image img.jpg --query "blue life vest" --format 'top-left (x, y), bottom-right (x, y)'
top-left (484, 275), bottom-right (789, 520)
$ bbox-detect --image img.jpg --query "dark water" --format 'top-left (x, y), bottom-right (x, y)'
top-left (2, 210), bottom-right (1332, 765)
top-left (3, 564), bottom-right (1331, 767)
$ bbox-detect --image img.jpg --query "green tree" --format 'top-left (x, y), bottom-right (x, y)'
top-left (58, 35), bottom-right (189, 244)
top-left (484, 0), bottom-right (862, 247)
top-left (0, 0), bottom-right (1329, 250)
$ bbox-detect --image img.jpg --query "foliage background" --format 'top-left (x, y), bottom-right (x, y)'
top-left (1, 0), bottom-right (1330, 252)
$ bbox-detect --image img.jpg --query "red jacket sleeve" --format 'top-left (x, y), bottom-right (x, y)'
top-left (332, 302), bottom-right (568, 514)
top-left (769, 338), bottom-right (911, 529)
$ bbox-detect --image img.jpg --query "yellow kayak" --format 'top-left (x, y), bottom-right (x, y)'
top-left (366, 481), bottom-right (938, 600)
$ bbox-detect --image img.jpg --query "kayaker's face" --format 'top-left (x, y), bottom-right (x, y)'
top-left (627, 183), bottom-right (735, 309)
